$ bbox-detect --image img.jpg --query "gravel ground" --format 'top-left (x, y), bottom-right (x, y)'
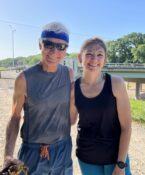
top-left (0, 74), bottom-right (145, 175)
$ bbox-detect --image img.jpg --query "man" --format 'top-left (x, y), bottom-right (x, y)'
top-left (3, 22), bottom-right (74, 175)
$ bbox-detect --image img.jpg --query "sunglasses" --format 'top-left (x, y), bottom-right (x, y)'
top-left (42, 40), bottom-right (68, 51)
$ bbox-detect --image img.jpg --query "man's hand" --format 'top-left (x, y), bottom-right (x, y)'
top-left (3, 156), bottom-right (21, 169)
top-left (1, 156), bottom-right (28, 175)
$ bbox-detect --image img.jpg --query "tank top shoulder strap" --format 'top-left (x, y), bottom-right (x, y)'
top-left (74, 77), bottom-right (81, 99)
top-left (75, 77), bottom-right (80, 88)
top-left (104, 73), bottom-right (114, 96)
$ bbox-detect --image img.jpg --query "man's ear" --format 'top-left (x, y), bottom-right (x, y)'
top-left (78, 53), bottom-right (82, 63)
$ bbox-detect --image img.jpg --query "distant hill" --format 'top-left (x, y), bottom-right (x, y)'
top-left (0, 52), bottom-right (78, 68)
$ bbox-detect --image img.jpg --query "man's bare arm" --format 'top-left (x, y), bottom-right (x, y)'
top-left (4, 117), bottom-right (21, 158)
top-left (4, 73), bottom-right (26, 166)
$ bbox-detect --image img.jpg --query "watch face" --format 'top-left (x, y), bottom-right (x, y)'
top-left (117, 161), bottom-right (127, 169)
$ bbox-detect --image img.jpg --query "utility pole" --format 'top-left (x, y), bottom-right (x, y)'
top-left (9, 25), bottom-right (16, 67)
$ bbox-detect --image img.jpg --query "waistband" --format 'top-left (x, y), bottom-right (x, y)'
top-left (22, 136), bottom-right (72, 149)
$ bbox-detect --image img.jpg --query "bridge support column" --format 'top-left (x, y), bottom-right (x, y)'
top-left (136, 82), bottom-right (141, 99)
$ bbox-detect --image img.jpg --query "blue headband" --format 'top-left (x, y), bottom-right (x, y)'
top-left (41, 31), bottom-right (69, 43)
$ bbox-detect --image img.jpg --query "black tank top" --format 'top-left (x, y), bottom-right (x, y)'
top-left (75, 73), bottom-right (121, 165)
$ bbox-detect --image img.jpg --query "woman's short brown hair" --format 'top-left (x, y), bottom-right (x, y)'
top-left (80, 37), bottom-right (107, 56)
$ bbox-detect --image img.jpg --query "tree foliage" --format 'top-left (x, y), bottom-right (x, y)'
top-left (131, 44), bottom-right (145, 63)
top-left (107, 32), bottom-right (145, 63)
top-left (25, 54), bottom-right (41, 65)
top-left (66, 52), bottom-right (78, 58)
top-left (0, 32), bottom-right (145, 67)
top-left (0, 53), bottom-right (78, 68)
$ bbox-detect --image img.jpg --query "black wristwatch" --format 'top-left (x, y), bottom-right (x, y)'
top-left (116, 161), bottom-right (127, 169)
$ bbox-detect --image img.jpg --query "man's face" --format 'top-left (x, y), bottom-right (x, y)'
top-left (39, 38), bottom-right (68, 68)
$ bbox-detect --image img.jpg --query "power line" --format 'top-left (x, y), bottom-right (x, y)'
top-left (0, 19), bottom-right (90, 37)
top-left (0, 19), bottom-right (40, 28)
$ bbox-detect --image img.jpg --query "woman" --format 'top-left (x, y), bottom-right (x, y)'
top-left (70, 37), bottom-right (132, 175)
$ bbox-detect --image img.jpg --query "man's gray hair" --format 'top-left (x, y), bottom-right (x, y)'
top-left (42, 22), bottom-right (69, 35)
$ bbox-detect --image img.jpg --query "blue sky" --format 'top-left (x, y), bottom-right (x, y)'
top-left (0, 0), bottom-right (145, 59)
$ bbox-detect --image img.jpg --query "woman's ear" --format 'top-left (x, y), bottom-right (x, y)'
top-left (78, 53), bottom-right (82, 63)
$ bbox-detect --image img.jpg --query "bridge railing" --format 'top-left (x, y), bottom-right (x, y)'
top-left (104, 63), bottom-right (145, 69)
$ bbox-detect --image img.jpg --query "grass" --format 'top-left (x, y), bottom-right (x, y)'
top-left (0, 67), bottom-right (6, 71)
top-left (130, 99), bottom-right (145, 123)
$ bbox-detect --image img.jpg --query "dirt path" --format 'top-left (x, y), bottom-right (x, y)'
top-left (0, 78), bottom-right (145, 174)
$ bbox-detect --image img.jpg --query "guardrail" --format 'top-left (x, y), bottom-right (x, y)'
top-left (104, 63), bottom-right (145, 69)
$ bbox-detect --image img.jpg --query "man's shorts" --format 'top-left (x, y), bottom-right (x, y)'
top-left (18, 136), bottom-right (73, 175)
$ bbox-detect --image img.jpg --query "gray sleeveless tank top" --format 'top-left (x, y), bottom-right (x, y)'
top-left (21, 63), bottom-right (71, 144)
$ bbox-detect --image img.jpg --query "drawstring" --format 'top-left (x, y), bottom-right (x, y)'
top-left (40, 145), bottom-right (50, 160)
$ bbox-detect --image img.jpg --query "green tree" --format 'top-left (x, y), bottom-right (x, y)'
top-left (66, 52), bottom-right (78, 58)
top-left (131, 44), bottom-right (145, 63)
top-left (107, 32), bottom-right (145, 63)
top-left (25, 54), bottom-right (41, 65)
top-left (107, 41), bottom-right (118, 63)
top-left (0, 58), bottom-right (13, 67)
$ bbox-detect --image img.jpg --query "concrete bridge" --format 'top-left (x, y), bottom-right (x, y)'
top-left (103, 63), bottom-right (145, 99)
top-left (1, 61), bottom-right (145, 99)
top-left (77, 63), bottom-right (145, 99)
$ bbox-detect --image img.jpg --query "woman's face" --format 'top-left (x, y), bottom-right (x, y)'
top-left (80, 44), bottom-right (106, 72)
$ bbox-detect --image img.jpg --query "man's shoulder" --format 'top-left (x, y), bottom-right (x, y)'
top-left (24, 64), bottom-right (39, 72)
top-left (61, 65), bottom-right (74, 82)
top-left (59, 64), bottom-right (70, 74)
top-left (59, 64), bottom-right (67, 69)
